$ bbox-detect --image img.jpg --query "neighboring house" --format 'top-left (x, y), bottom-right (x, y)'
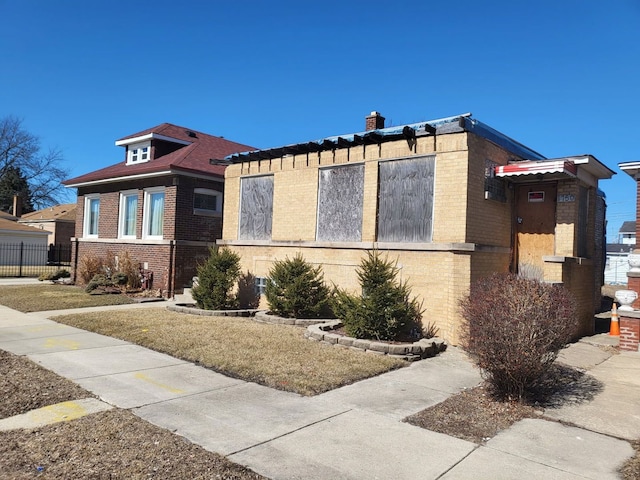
top-left (619, 162), bottom-right (640, 306)
top-left (19, 203), bottom-right (76, 246)
top-left (605, 243), bottom-right (633, 285)
top-left (618, 221), bottom-right (636, 245)
top-left (63, 123), bottom-right (254, 296)
top-left (0, 212), bottom-right (49, 266)
top-left (221, 112), bottom-right (614, 344)
top-left (604, 222), bottom-right (636, 284)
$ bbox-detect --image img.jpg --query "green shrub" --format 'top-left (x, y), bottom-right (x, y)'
top-left (38, 269), bottom-right (71, 282)
top-left (265, 253), bottom-right (330, 318)
top-left (192, 247), bottom-right (241, 310)
top-left (331, 250), bottom-right (423, 341)
top-left (459, 273), bottom-right (578, 401)
top-left (85, 274), bottom-right (111, 293)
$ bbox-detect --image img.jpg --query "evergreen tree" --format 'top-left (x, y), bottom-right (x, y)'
top-left (332, 250), bottom-right (424, 341)
top-left (0, 116), bottom-right (70, 209)
top-left (0, 165), bottom-right (34, 214)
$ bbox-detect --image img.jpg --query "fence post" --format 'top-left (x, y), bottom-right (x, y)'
top-left (18, 242), bottom-right (24, 277)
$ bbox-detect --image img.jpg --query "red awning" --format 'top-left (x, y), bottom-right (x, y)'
top-left (495, 160), bottom-right (577, 178)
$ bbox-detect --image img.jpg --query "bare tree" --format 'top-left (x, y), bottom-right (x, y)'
top-left (0, 115), bottom-right (70, 209)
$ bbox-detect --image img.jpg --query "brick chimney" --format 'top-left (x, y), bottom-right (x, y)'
top-left (12, 194), bottom-right (22, 217)
top-left (365, 111), bottom-right (385, 131)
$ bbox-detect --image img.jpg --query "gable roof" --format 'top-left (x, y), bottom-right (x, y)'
top-left (0, 217), bottom-right (49, 235)
top-left (64, 123), bottom-right (255, 187)
top-left (19, 204), bottom-right (77, 223)
top-left (0, 211), bottom-right (18, 221)
top-left (620, 221), bottom-right (636, 234)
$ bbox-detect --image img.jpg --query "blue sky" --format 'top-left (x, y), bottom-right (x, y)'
top-left (1, 0), bottom-right (638, 240)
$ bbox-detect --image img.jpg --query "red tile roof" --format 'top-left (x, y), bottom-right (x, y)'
top-left (64, 123), bottom-right (255, 186)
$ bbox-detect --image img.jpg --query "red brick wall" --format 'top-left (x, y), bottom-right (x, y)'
top-left (72, 174), bottom-right (225, 295)
top-left (620, 315), bottom-right (640, 351)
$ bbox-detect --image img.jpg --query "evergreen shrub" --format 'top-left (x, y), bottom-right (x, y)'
top-left (265, 253), bottom-right (330, 318)
top-left (192, 246), bottom-right (241, 310)
top-left (331, 250), bottom-right (423, 341)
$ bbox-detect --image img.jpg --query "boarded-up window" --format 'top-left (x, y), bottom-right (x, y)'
top-left (239, 175), bottom-right (273, 240)
top-left (317, 164), bottom-right (364, 242)
top-left (377, 155), bottom-right (435, 243)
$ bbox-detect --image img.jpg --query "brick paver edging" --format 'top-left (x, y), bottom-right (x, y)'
top-left (305, 321), bottom-right (447, 361)
top-left (167, 304), bottom-right (259, 317)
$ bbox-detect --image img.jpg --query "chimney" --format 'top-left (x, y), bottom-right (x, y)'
top-left (365, 111), bottom-right (385, 131)
top-left (12, 194), bottom-right (22, 217)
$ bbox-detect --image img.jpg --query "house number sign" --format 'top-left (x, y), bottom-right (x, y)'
top-left (557, 193), bottom-right (575, 203)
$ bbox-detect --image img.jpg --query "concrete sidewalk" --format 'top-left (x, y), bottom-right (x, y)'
top-left (0, 303), bottom-right (637, 479)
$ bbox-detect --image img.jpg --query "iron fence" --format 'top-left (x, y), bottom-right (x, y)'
top-left (0, 243), bottom-right (72, 277)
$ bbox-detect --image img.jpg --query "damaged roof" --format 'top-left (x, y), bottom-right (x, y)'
top-left (225, 113), bottom-right (547, 163)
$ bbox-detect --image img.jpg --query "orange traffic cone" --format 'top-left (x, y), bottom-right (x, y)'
top-left (610, 303), bottom-right (620, 336)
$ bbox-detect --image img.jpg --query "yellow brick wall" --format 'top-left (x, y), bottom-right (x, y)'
top-left (556, 181), bottom-right (578, 256)
top-left (224, 133), bottom-right (487, 245)
top-left (226, 244), bottom-right (489, 344)
top-left (272, 168), bottom-right (318, 241)
top-left (465, 134), bottom-right (514, 246)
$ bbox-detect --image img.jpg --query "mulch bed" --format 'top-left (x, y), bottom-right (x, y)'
top-left (404, 383), bottom-right (542, 444)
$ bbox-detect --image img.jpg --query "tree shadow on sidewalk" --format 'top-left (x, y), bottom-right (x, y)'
top-left (530, 364), bottom-right (604, 408)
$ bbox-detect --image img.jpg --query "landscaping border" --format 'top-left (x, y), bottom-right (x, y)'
top-left (167, 304), bottom-right (447, 361)
top-left (305, 321), bottom-right (447, 361)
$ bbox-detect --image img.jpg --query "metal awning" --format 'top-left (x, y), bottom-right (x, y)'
top-left (495, 160), bottom-right (578, 180)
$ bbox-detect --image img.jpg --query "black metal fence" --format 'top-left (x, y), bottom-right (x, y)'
top-left (0, 242), bottom-right (72, 277)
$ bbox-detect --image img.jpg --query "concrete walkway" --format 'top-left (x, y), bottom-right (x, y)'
top-left (0, 301), bottom-right (638, 479)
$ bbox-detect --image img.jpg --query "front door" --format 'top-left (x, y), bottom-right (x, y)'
top-left (515, 183), bottom-right (557, 278)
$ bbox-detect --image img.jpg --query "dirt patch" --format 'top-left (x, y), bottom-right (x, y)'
top-left (0, 409), bottom-right (264, 479)
top-left (0, 349), bottom-right (265, 479)
top-left (0, 350), bottom-right (93, 419)
top-left (620, 440), bottom-right (640, 480)
top-left (404, 384), bottom-right (542, 444)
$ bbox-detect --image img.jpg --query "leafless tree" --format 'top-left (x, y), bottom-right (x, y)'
top-left (0, 115), bottom-right (71, 209)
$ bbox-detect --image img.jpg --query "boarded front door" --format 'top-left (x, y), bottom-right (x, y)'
top-left (515, 184), bottom-right (557, 278)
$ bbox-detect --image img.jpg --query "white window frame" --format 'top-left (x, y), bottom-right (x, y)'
top-left (142, 187), bottom-right (165, 239)
top-left (118, 190), bottom-right (138, 239)
top-left (193, 188), bottom-right (222, 216)
top-left (127, 141), bottom-right (151, 165)
top-left (83, 194), bottom-right (100, 238)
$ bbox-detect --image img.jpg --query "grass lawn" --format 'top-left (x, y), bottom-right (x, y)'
top-left (0, 285), bottom-right (134, 312)
top-left (52, 309), bottom-right (407, 395)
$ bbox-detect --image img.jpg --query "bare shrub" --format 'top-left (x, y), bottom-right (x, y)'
top-left (117, 250), bottom-right (141, 290)
top-left (460, 273), bottom-right (578, 401)
top-left (78, 253), bottom-right (104, 284)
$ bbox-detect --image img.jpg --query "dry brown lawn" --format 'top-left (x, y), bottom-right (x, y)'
top-left (52, 308), bottom-right (406, 395)
top-left (0, 284), bottom-right (133, 312)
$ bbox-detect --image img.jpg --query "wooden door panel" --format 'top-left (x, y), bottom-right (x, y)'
top-left (516, 184), bottom-right (557, 276)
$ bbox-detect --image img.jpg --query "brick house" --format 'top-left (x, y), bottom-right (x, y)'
top-left (64, 123), bottom-right (254, 296)
top-left (617, 162), bottom-right (640, 350)
top-left (18, 204), bottom-right (76, 263)
top-left (220, 112), bottom-right (614, 344)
